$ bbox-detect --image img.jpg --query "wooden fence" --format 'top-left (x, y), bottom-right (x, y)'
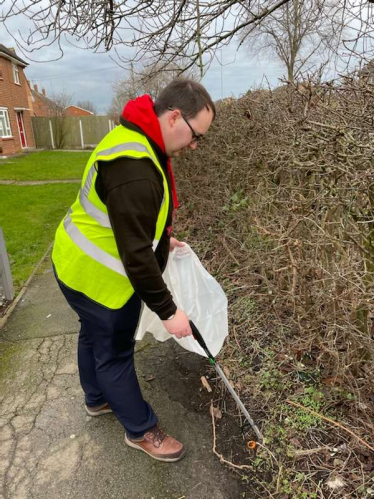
top-left (31, 116), bottom-right (115, 149)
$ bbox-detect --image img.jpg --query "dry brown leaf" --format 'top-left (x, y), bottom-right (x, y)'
top-left (322, 376), bottom-right (342, 386)
top-left (200, 375), bottom-right (212, 393)
top-left (210, 405), bottom-right (222, 419)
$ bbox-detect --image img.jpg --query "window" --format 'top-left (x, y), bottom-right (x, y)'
top-left (13, 64), bottom-right (20, 84)
top-left (0, 109), bottom-right (12, 137)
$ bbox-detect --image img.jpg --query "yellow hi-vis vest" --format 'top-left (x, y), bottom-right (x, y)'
top-left (52, 125), bottom-right (170, 309)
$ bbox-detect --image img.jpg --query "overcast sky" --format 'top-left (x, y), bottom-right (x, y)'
top-left (1, 2), bottom-right (370, 115)
top-left (26, 48), bottom-right (285, 115)
top-left (0, 7), bottom-right (289, 115)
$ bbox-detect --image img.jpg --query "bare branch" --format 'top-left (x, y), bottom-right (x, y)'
top-left (0, 0), bottom-right (293, 73)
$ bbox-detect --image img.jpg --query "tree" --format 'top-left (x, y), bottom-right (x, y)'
top-left (239, 0), bottom-right (343, 82)
top-left (1, 0), bottom-right (370, 78)
top-left (106, 93), bottom-right (127, 125)
top-left (76, 100), bottom-right (97, 114)
top-left (49, 89), bottom-right (73, 148)
top-left (107, 61), bottom-right (197, 122)
top-left (49, 89), bottom-right (72, 117)
top-left (0, 0), bottom-right (293, 75)
top-left (336, 0), bottom-right (374, 71)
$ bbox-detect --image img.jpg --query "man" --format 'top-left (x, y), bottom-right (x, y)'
top-left (52, 78), bottom-right (215, 463)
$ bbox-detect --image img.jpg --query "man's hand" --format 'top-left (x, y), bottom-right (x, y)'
top-left (169, 237), bottom-right (185, 252)
top-left (162, 309), bottom-right (192, 339)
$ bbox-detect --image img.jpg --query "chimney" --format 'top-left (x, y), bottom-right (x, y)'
top-left (34, 84), bottom-right (38, 93)
top-left (7, 47), bottom-right (16, 54)
top-left (42, 88), bottom-right (46, 96)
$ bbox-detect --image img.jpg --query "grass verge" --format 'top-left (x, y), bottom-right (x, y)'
top-left (0, 150), bottom-right (90, 181)
top-left (0, 184), bottom-right (79, 290)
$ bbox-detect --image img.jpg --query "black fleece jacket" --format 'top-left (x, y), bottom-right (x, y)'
top-left (95, 119), bottom-right (177, 320)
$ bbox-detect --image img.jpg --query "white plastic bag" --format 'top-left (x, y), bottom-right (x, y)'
top-left (136, 244), bottom-right (228, 358)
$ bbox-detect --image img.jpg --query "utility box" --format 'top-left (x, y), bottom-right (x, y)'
top-left (0, 228), bottom-right (14, 301)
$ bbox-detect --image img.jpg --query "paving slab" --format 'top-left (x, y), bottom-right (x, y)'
top-left (0, 263), bottom-right (247, 499)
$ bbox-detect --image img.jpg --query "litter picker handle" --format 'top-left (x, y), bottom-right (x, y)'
top-left (189, 321), bottom-right (215, 362)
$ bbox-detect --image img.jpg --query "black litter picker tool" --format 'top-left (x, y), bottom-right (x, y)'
top-left (190, 321), bottom-right (263, 443)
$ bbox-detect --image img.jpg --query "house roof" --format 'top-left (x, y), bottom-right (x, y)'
top-left (65, 105), bottom-right (94, 114)
top-left (30, 88), bottom-right (56, 109)
top-left (0, 44), bottom-right (28, 67)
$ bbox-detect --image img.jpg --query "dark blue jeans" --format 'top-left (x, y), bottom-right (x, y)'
top-left (54, 270), bottom-right (158, 438)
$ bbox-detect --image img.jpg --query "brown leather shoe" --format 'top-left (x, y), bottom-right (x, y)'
top-left (125, 425), bottom-right (185, 462)
top-left (85, 402), bottom-right (112, 417)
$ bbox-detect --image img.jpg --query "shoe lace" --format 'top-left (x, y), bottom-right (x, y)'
top-left (146, 426), bottom-right (166, 448)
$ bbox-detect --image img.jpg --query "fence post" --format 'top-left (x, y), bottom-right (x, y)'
top-left (0, 228), bottom-right (14, 301)
top-left (49, 120), bottom-right (55, 149)
top-left (79, 120), bottom-right (85, 149)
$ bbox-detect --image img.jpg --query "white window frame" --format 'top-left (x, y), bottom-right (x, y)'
top-left (0, 108), bottom-right (13, 138)
top-left (12, 63), bottom-right (20, 85)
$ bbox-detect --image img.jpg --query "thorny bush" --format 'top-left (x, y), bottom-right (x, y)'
top-left (174, 71), bottom-right (374, 497)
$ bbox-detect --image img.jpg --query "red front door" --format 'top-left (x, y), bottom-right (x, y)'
top-left (16, 112), bottom-right (27, 148)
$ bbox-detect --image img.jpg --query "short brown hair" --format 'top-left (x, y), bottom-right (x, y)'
top-left (154, 78), bottom-right (216, 120)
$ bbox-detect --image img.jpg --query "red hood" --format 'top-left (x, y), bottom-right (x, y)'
top-left (122, 95), bottom-right (179, 212)
top-left (122, 95), bottom-right (166, 153)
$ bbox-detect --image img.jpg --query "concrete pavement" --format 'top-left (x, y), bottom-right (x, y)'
top-left (0, 259), bottom-right (246, 499)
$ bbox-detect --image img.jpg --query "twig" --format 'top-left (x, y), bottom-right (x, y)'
top-left (210, 401), bottom-right (253, 471)
top-left (306, 120), bottom-right (343, 131)
top-left (290, 446), bottom-right (331, 458)
top-left (287, 245), bottom-right (298, 296)
top-left (221, 238), bottom-right (240, 266)
top-left (232, 324), bottom-right (241, 349)
top-left (276, 464), bottom-right (282, 493)
top-left (285, 400), bottom-right (374, 453)
top-left (256, 441), bottom-right (280, 467)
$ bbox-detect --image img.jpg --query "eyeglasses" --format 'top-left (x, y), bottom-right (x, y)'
top-left (168, 107), bottom-right (203, 144)
top-left (180, 113), bottom-right (203, 144)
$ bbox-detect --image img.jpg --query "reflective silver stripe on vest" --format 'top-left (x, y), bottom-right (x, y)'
top-left (65, 211), bottom-right (161, 275)
top-left (64, 211), bottom-right (127, 277)
top-left (97, 142), bottom-right (151, 158)
top-left (79, 166), bottom-right (163, 228)
top-left (81, 165), bottom-right (111, 227)
top-left (68, 141), bottom-right (163, 268)
top-left (79, 188), bottom-right (112, 228)
top-left (83, 165), bottom-right (96, 197)
top-left (82, 141), bottom-right (165, 225)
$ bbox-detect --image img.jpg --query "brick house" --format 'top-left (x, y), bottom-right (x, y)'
top-left (28, 84), bottom-right (56, 117)
top-left (0, 44), bottom-right (35, 155)
top-left (65, 105), bottom-right (94, 117)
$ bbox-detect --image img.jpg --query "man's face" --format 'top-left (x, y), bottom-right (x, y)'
top-left (163, 107), bottom-right (214, 157)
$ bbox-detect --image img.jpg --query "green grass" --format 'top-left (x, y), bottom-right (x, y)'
top-left (0, 150), bottom-right (90, 181)
top-left (0, 184), bottom-right (79, 290)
